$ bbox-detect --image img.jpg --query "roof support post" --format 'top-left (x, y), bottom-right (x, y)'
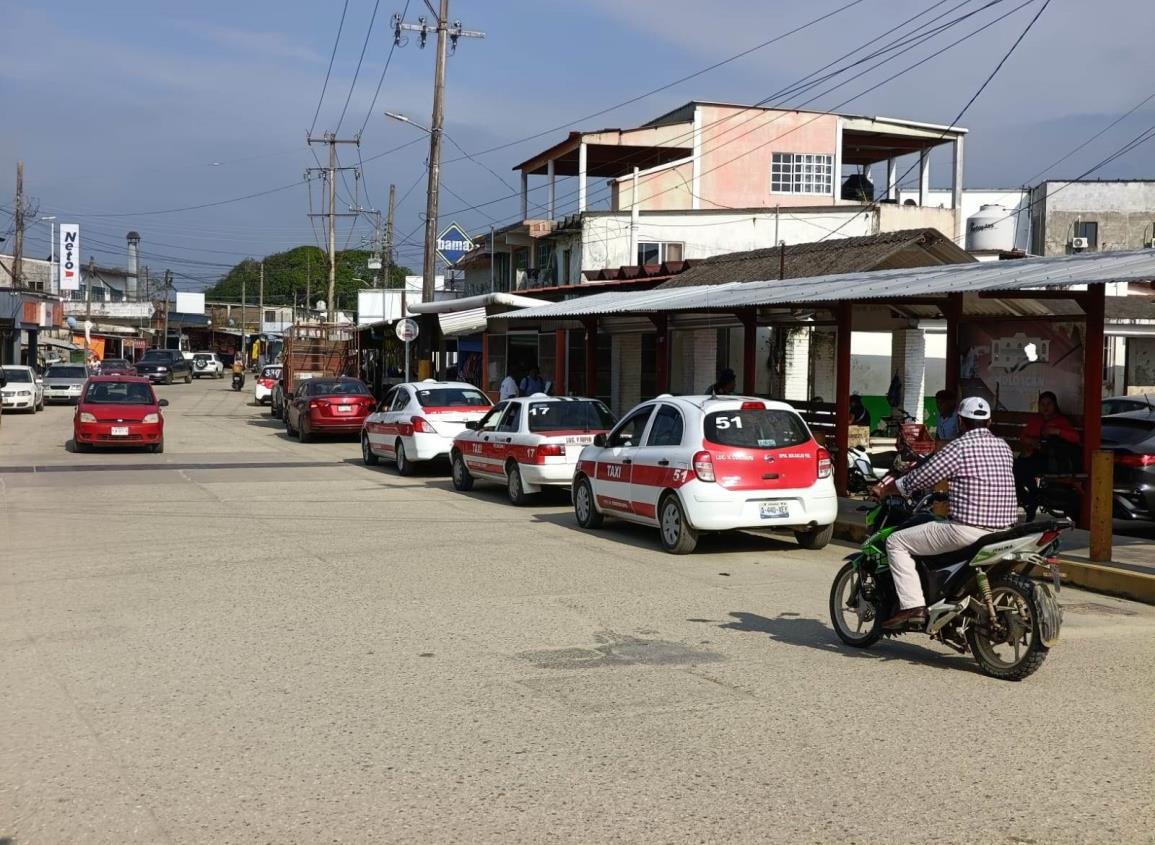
top-left (578, 142), bottom-right (588, 213)
top-left (886, 158), bottom-right (897, 201)
top-left (1081, 282), bottom-right (1106, 532)
top-left (834, 301), bottom-right (853, 496)
top-left (481, 330), bottom-right (490, 398)
top-left (951, 136), bottom-right (965, 243)
top-left (582, 316), bottom-right (598, 397)
top-left (554, 328), bottom-right (566, 397)
top-left (739, 309), bottom-right (758, 395)
top-left (649, 315), bottom-right (669, 395)
top-left (520, 171), bottom-right (529, 221)
top-left (943, 292), bottom-right (963, 394)
top-left (918, 148), bottom-right (930, 208)
top-left (547, 159), bottom-right (556, 219)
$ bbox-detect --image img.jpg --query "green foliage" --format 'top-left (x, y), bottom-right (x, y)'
top-left (205, 246), bottom-right (411, 307)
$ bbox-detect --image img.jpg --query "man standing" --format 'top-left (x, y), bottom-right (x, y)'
top-left (934, 389), bottom-right (960, 441)
top-left (871, 397), bottom-right (1016, 630)
top-left (499, 370), bottom-right (519, 401)
top-left (519, 366), bottom-right (545, 396)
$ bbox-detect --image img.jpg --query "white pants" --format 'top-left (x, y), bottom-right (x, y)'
top-left (885, 521), bottom-right (991, 610)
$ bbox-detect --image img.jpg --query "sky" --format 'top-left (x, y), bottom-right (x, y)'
top-left (2, 0), bottom-right (1154, 290)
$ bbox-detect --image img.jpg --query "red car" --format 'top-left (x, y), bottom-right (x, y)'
top-left (73, 375), bottom-right (168, 453)
top-left (98, 358), bottom-right (136, 376)
top-left (285, 377), bottom-right (375, 442)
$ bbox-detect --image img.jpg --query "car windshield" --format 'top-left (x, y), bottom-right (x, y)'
top-left (84, 381), bottom-right (155, 404)
top-left (704, 409), bottom-right (810, 449)
top-left (1102, 418), bottom-right (1155, 447)
top-left (414, 387), bottom-right (490, 408)
top-left (310, 379), bottom-right (370, 396)
top-left (48, 366), bottom-right (87, 379)
top-left (528, 400), bottom-right (615, 432)
top-left (2, 368), bottom-right (32, 382)
top-left (102, 359), bottom-right (131, 368)
top-left (1103, 398), bottom-right (1150, 416)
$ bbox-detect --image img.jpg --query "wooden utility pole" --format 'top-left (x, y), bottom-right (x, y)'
top-left (259, 260), bottom-right (265, 328)
top-left (241, 268), bottom-right (247, 364)
top-left (384, 183), bottom-right (395, 288)
top-left (306, 134), bottom-right (361, 322)
top-left (162, 269), bottom-right (172, 349)
top-left (12, 161), bottom-right (24, 287)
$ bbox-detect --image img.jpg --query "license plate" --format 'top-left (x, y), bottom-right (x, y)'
top-left (111, 426), bottom-right (130, 437)
top-left (566, 435), bottom-right (594, 445)
top-left (338, 405), bottom-right (352, 413)
top-left (759, 501), bottom-right (789, 519)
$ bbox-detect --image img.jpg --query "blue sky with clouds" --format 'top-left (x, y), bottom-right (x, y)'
top-left (3, 0), bottom-right (1153, 287)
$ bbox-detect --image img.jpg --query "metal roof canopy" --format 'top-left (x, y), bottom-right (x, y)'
top-left (504, 249), bottom-right (1155, 320)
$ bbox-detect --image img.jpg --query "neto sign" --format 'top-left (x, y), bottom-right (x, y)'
top-left (59, 224), bottom-right (80, 291)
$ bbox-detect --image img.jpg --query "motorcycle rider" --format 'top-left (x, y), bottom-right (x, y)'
top-left (870, 397), bottom-right (1017, 630)
top-left (231, 355), bottom-right (246, 389)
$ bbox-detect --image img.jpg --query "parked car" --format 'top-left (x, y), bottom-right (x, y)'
top-left (1102, 394), bottom-right (1155, 417)
top-left (43, 363), bottom-right (92, 404)
top-left (0, 365), bottom-right (44, 412)
top-left (285, 377), bottom-right (375, 442)
top-left (73, 376), bottom-right (168, 453)
top-left (1102, 411), bottom-right (1155, 520)
top-left (362, 380), bottom-right (492, 475)
top-left (450, 395), bottom-right (616, 504)
top-left (135, 349), bottom-right (193, 384)
top-left (572, 395), bottom-right (837, 554)
top-left (191, 352), bottom-right (225, 379)
top-left (255, 365), bottom-right (282, 405)
top-left (98, 358), bottom-right (136, 376)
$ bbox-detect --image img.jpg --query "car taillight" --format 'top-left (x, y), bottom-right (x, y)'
top-left (259, 378), bottom-right (274, 388)
top-left (532, 444), bottom-right (565, 464)
top-left (693, 450), bottom-right (715, 482)
top-left (411, 416), bottom-right (435, 433)
top-left (79, 411), bottom-right (96, 423)
top-left (142, 413), bottom-right (160, 424)
top-left (740, 401), bottom-right (764, 410)
top-left (309, 400), bottom-right (325, 410)
top-left (817, 446), bottom-right (832, 479)
top-left (1115, 453), bottom-right (1155, 468)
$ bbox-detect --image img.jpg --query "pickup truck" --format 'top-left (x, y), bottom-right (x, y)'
top-left (135, 349), bottom-right (193, 384)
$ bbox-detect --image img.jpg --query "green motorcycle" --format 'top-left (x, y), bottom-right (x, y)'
top-left (829, 488), bottom-right (1068, 681)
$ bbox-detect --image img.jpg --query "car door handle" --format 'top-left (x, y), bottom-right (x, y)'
top-left (657, 459), bottom-right (670, 466)
top-left (503, 437), bottom-right (512, 443)
top-left (622, 458), bottom-right (633, 465)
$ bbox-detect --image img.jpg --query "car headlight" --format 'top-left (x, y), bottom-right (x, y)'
top-left (17, 390), bottom-right (31, 396)
top-left (156, 366), bottom-right (168, 372)
top-left (142, 413), bottom-right (160, 424)
top-left (79, 412), bottom-right (96, 423)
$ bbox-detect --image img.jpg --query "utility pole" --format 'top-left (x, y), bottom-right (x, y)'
top-left (12, 161), bottom-right (24, 287)
top-left (394, 3), bottom-right (484, 373)
top-left (162, 269), bottom-right (172, 350)
top-left (259, 260), bottom-right (265, 331)
top-left (241, 268), bottom-right (247, 365)
top-left (306, 133), bottom-right (361, 322)
top-left (85, 257), bottom-right (94, 322)
top-left (384, 182), bottom-right (395, 288)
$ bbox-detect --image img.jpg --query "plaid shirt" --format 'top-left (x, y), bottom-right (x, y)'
top-left (896, 427), bottom-right (1017, 529)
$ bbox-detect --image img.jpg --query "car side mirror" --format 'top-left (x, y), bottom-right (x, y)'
top-left (593, 433), bottom-right (607, 448)
top-left (158, 399), bottom-right (169, 407)
top-left (464, 421), bottom-right (480, 431)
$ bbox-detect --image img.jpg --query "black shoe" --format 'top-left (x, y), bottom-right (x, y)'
top-left (883, 606), bottom-right (928, 631)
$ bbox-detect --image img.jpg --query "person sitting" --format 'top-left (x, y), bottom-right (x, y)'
top-left (1014, 390), bottom-right (1081, 522)
top-left (935, 389), bottom-right (960, 441)
top-left (849, 394), bottom-right (871, 428)
top-left (707, 368), bottom-right (736, 395)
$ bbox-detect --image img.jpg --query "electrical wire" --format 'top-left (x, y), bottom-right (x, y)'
top-left (335, 0), bottom-right (382, 135)
top-left (358, 0), bottom-right (411, 138)
top-left (310, 0), bottom-right (351, 136)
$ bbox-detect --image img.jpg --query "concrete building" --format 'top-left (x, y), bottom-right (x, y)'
top-left (1028, 180), bottom-right (1155, 256)
top-left (461, 101), bottom-right (967, 296)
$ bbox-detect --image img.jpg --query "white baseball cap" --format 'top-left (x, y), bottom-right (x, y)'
top-left (958, 396), bottom-right (991, 420)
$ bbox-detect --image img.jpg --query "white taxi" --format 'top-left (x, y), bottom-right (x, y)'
top-left (361, 380), bottom-right (492, 475)
top-left (572, 395), bottom-right (837, 554)
top-left (450, 395), bottom-right (616, 505)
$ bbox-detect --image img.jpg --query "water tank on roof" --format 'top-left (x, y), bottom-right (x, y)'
top-left (966, 204), bottom-right (1016, 252)
top-left (841, 173), bottom-right (874, 202)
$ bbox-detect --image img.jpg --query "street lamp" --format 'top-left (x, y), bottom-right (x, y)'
top-left (39, 216), bottom-right (57, 293)
top-left (384, 112), bottom-right (428, 133)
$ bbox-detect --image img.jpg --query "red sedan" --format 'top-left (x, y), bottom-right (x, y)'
top-left (73, 375), bottom-right (168, 453)
top-left (285, 378), bottom-right (375, 442)
top-left (98, 358), bottom-right (137, 376)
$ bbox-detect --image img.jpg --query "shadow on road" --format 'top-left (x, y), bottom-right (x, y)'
top-left (531, 511), bottom-right (800, 555)
top-left (708, 611), bottom-right (980, 674)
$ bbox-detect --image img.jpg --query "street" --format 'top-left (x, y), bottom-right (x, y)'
top-left (2, 378), bottom-right (1154, 844)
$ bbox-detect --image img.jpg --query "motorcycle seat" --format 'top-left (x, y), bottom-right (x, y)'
top-left (915, 519), bottom-right (1063, 569)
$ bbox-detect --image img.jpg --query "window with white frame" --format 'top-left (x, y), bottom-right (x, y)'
top-left (770, 152), bottom-right (834, 195)
top-left (637, 242), bottom-right (684, 265)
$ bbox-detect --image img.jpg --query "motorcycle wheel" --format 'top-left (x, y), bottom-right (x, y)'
top-left (966, 573), bottom-right (1050, 681)
top-left (829, 560), bottom-right (884, 648)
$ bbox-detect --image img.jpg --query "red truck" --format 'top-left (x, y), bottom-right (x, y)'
top-left (270, 323), bottom-right (360, 420)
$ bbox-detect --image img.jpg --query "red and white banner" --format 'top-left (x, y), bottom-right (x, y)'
top-left (59, 224), bottom-right (80, 291)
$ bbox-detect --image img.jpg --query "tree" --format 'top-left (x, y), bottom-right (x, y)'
top-left (205, 246), bottom-right (411, 308)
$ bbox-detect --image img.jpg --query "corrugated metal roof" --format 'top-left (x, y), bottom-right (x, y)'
top-left (505, 249), bottom-right (1155, 320)
top-left (439, 308), bottom-right (487, 337)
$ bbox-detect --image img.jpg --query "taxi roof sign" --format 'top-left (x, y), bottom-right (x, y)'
top-left (435, 222), bottom-right (475, 266)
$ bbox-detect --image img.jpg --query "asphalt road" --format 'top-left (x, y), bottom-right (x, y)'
top-left (2, 378), bottom-right (1153, 844)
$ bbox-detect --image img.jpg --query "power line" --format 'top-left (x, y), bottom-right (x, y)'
top-left (358, 0), bottom-right (412, 138)
top-left (336, 0), bottom-right (383, 135)
top-left (310, 0), bottom-right (351, 136)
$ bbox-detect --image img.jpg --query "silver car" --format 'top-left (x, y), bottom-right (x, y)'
top-left (42, 363), bottom-right (92, 404)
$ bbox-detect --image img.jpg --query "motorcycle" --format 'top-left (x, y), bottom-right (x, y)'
top-left (847, 447), bottom-right (891, 495)
top-left (231, 370), bottom-right (245, 391)
top-left (829, 482), bottom-right (1070, 681)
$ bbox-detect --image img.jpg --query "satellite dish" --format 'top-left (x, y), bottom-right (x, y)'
top-left (316, 299), bottom-right (327, 311)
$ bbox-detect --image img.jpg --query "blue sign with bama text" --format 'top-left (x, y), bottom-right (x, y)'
top-left (435, 222), bottom-right (475, 266)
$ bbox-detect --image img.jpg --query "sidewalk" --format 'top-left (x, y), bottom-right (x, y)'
top-left (833, 497), bottom-right (1155, 604)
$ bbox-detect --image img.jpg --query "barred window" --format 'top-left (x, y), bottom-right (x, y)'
top-left (770, 153), bottom-right (834, 195)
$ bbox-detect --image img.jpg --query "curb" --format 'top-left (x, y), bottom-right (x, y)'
top-left (832, 519), bottom-right (1155, 606)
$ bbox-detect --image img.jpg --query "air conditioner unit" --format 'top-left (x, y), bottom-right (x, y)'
top-left (1071, 237), bottom-right (1089, 249)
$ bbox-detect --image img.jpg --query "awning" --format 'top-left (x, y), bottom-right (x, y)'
top-left (36, 337), bottom-right (80, 350)
top-left (439, 308), bottom-right (486, 337)
top-left (408, 292), bottom-right (546, 315)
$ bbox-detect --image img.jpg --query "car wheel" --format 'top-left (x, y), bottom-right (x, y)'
top-left (298, 418), bottom-right (311, 443)
top-left (658, 493), bottom-right (698, 555)
top-left (74, 439), bottom-right (90, 453)
top-left (451, 451), bottom-right (474, 491)
top-left (573, 476), bottom-right (604, 529)
top-left (506, 461), bottom-right (530, 506)
top-left (184, 370), bottom-right (192, 384)
top-left (362, 433), bottom-right (380, 466)
top-left (165, 373), bottom-right (174, 385)
top-left (795, 524), bottom-right (834, 550)
top-left (395, 440), bottom-right (414, 476)
top-left (151, 439), bottom-right (164, 454)
top-left (285, 412), bottom-right (296, 436)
